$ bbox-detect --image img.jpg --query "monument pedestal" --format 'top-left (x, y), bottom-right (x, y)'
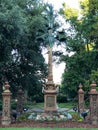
top-left (43, 82), bottom-right (58, 112)
top-left (44, 92), bottom-right (57, 112)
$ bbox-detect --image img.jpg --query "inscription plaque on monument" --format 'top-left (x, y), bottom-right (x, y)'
top-left (46, 96), bottom-right (55, 107)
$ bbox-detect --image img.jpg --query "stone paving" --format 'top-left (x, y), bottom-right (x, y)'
top-left (28, 107), bottom-right (74, 113)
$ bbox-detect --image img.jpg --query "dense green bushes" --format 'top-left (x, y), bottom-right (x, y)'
top-left (0, 100), bottom-right (17, 110)
top-left (57, 94), bottom-right (67, 103)
top-left (32, 94), bottom-right (44, 103)
top-left (0, 100), bottom-right (2, 110)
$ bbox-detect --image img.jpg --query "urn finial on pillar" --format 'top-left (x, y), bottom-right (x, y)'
top-left (78, 83), bottom-right (84, 93)
top-left (4, 81), bottom-right (10, 92)
top-left (90, 81), bottom-right (97, 93)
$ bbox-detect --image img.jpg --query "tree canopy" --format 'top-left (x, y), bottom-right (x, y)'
top-left (0, 0), bottom-right (65, 101)
top-left (0, 0), bottom-right (48, 100)
top-left (1, 0), bottom-right (98, 101)
top-left (59, 0), bottom-right (98, 99)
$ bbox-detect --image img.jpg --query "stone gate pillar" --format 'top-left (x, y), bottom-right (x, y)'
top-left (89, 81), bottom-right (98, 125)
top-left (78, 83), bottom-right (84, 113)
top-left (2, 81), bottom-right (12, 125)
top-left (16, 88), bottom-right (24, 114)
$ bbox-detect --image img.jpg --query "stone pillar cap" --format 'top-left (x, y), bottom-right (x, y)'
top-left (3, 81), bottom-right (11, 92)
top-left (89, 81), bottom-right (98, 94)
top-left (90, 81), bottom-right (97, 87)
top-left (5, 81), bottom-right (10, 89)
top-left (78, 83), bottom-right (84, 93)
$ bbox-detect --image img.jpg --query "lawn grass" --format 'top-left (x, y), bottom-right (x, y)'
top-left (0, 128), bottom-right (98, 130)
top-left (25, 102), bottom-right (44, 109)
top-left (25, 101), bottom-right (77, 109)
top-left (58, 102), bottom-right (77, 108)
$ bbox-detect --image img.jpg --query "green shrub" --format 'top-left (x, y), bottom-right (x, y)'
top-left (0, 100), bottom-right (17, 110)
top-left (71, 113), bottom-right (83, 122)
top-left (17, 113), bottom-right (30, 122)
top-left (0, 100), bottom-right (2, 110)
top-left (32, 94), bottom-right (44, 103)
top-left (57, 94), bottom-right (67, 103)
top-left (0, 99), bottom-right (17, 110)
top-left (11, 102), bottom-right (17, 109)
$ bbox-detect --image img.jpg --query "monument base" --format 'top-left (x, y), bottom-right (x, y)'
top-left (44, 92), bottom-right (58, 112)
top-left (1, 118), bottom-right (11, 125)
top-left (42, 79), bottom-right (59, 112)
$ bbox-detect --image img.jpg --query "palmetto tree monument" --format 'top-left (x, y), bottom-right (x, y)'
top-left (42, 5), bottom-right (59, 112)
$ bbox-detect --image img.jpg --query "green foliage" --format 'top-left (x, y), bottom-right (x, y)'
top-left (0, 0), bottom-right (65, 101)
top-left (84, 69), bottom-right (98, 97)
top-left (11, 100), bottom-right (17, 110)
top-left (36, 4), bottom-right (65, 49)
top-left (32, 94), bottom-right (44, 103)
top-left (0, 99), bottom-right (17, 110)
top-left (0, 0), bottom-right (49, 99)
top-left (58, 101), bottom-right (77, 108)
top-left (59, 0), bottom-right (98, 54)
top-left (59, 0), bottom-right (98, 99)
top-left (57, 94), bottom-right (67, 103)
top-left (17, 112), bottom-right (30, 122)
top-left (89, 70), bottom-right (98, 84)
top-left (0, 100), bottom-right (2, 110)
top-left (71, 112), bottom-right (83, 122)
top-left (61, 51), bottom-right (98, 98)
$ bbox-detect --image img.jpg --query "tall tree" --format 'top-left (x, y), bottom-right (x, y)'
top-left (0, 0), bottom-right (65, 101)
top-left (59, 0), bottom-right (98, 98)
top-left (0, 0), bottom-right (47, 100)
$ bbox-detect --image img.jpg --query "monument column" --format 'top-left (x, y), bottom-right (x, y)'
top-left (43, 46), bottom-right (58, 112)
top-left (41, 5), bottom-right (59, 112)
top-left (78, 83), bottom-right (84, 113)
top-left (89, 81), bottom-right (98, 125)
top-left (2, 81), bottom-right (12, 125)
top-left (47, 46), bottom-right (53, 82)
